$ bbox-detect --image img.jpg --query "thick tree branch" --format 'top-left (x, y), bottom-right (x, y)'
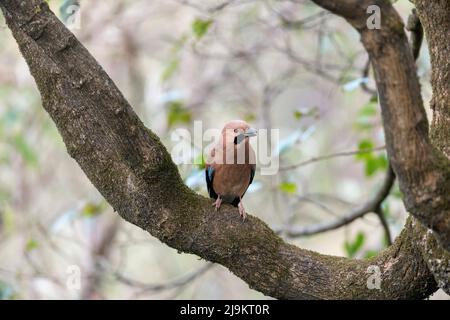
top-left (413, 0), bottom-right (450, 294)
top-left (0, 0), bottom-right (441, 299)
top-left (313, 0), bottom-right (450, 252)
top-left (414, 1), bottom-right (450, 159)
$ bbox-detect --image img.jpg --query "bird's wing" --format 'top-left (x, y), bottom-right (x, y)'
top-left (205, 165), bottom-right (217, 199)
top-left (238, 164), bottom-right (256, 202)
top-left (249, 164), bottom-right (256, 185)
top-left (205, 147), bottom-right (218, 199)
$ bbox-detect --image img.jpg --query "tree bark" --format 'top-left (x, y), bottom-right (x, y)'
top-left (1, 0), bottom-right (448, 299)
top-left (413, 0), bottom-right (450, 295)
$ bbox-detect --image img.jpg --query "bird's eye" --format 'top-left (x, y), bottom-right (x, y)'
top-left (234, 129), bottom-right (238, 133)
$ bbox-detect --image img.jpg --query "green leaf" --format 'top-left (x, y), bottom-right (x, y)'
top-left (294, 107), bottom-right (319, 121)
top-left (355, 139), bottom-right (387, 177)
top-left (365, 154), bottom-right (388, 177)
top-left (370, 95), bottom-right (379, 103)
top-left (244, 113), bottom-right (256, 122)
top-left (355, 139), bottom-right (374, 160)
top-left (161, 58), bottom-right (180, 82)
top-left (81, 202), bottom-right (104, 218)
top-left (355, 100), bottom-right (378, 130)
top-left (344, 231), bottom-right (365, 258)
top-left (13, 134), bottom-right (38, 167)
top-left (365, 157), bottom-right (379, 176)
top-left (192, 19), bottom-right (213, 39)
top-left (357, 139), bottom-right (374, 151)
top-left (25, 239), bottom-right (39, 252)
top-left (167, 101), bottom-right (192, 128)
top-left (195, 153), bottom-right (206, 170)
top-left (279, 182), bottom-right (297, 194)
top-left (294, 111), bottom-right (303, 120)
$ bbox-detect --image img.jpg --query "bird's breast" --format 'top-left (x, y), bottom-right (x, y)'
top-left (212, 164), bottom-right (252, 200)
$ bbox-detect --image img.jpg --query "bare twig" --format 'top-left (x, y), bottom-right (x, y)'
top-left (279, 146), bottom-right (386, 171)
top-left (406, 9), bottom-right (423, 61)
top-left (277, 166), bottom-right (395, 237)
top-left (115, 262), bottom-right (214, 292)
top-left (375, 206), bottom-right (392, 246)
top-left (360, 58), bottom-right (377, 96)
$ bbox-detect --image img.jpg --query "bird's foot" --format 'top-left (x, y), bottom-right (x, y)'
top-left (212, 197), bottom-right (222, 211)
top-left (238, 201), bottom-right (247, 221)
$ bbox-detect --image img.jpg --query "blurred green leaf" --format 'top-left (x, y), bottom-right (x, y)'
top-left (344, 231), bottom-right (365, 258)
top-left (355, 100), bottom-right (378, 130)
top-left (167, 101), bottom-right (191, 128)
top-left (365, 157), bottom-right (379, 176)
top-left (13, 134), bottom-right (38, 167)
top-left (81, 202), bottom-right (105, 218)
top-left (294, 107), bottom-right (319, 121)
top-left (294, 111), bottom-right (303, 120)
top-left (355, 139), bottom-right (387, 177)
top-left (195, 153), bottom-right (206, 170)
top-left (355, 138), bottom-right (374, 162)
top-left (364, 154), bottom-right (387, 177)
top-left (279, 182), bottom-right (297, 194)
top-left (161, 58), bottom-right (180, 82)
top-left (192, 19), bottom-right (213, 39)
top-left (244, 113), bottom-right (256, 123)
top-left (25, 239), bottom-right (39, 252)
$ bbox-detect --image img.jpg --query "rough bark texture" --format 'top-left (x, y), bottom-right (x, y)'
top-left (413, 0), bottom-right (450, 295)
top-left (313, 0), bottom-right (450, 254)
top-left (415, 1), bottom-right (450, 160)
top-left (0, 0), bottom-right (449, 299)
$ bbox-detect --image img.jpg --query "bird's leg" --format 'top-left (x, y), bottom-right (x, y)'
top-left (212, 196), bottom-right (222, 211)
top-left (238, 198), bottom-right (247, 221)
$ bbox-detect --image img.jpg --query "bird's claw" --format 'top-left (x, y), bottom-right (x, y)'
top-left (212, 197), bottom-right (222, 211)
top-left (238, 201), bottom-right (247, 221)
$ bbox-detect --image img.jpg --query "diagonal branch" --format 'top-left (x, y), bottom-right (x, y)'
top-left (277, 166), bottom-right (394, 237)
top-left (0, 0), bottom-right (440, 299)
top-left (312, 0), bottom-right (450, 251)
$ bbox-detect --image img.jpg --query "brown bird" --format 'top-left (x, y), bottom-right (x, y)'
top-left (205, 120), bottom-right (257, 220)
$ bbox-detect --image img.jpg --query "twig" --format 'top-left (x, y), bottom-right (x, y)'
top-left (406, 8), bottom-right (423, 61)
top-left (277, 165), bottom-right (395, 237)
top-left (115, 262), bottom-right (214, 292)
top-left (279, 146), bottom-right (386, 171)
top-left (360, 58), bottom-right (377, 96)
top-left (375, 206), bottom-right (392, 246)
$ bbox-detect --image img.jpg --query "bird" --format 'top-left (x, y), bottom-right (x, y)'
top-left (205, 120), bottom-right (257, 220)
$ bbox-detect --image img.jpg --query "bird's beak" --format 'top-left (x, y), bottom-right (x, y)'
top-left (243, 127), bottom-right (258, 137)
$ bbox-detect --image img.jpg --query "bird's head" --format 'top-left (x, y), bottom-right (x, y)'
top-left (221, 120), bottom-right (258, 145)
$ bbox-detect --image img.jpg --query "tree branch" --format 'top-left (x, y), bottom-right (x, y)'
top-left (279, 146), bottom-right (385, 171)
top-left (115, 262), bottom-right (214, 293)
top-left (277, 166), bottom-right (394, 237)
top-left (312, 0), bottom-right (450, 251)
top-left (0, 0), bottom-right (441, 299)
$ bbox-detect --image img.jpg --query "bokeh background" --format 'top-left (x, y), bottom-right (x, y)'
top-left (0, 0), bottom-right (446, 299)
